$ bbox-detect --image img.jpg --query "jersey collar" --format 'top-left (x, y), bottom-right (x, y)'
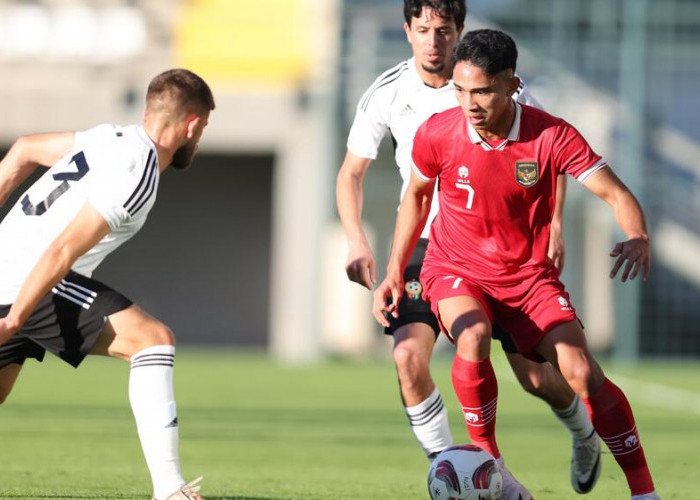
top-left (137, 125), bottom-right (157, 151)
top-left (136, 125), bottom-right (161, 168)
top-left (467, 101), bottom-right (522, 151)
top-left (408, 57), bottom-right (453, 90)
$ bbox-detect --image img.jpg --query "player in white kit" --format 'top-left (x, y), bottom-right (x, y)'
top-left (0, 69), bottom-right (213, 500)
top-left (336, 1), bottom-right (601, 496)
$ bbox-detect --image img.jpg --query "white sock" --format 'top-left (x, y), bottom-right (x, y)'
top-left (631, 491), bottom-right (658, 500)
top-left (551, 395), bottom-right (595, 440)
top-left (129, 345), bottom-right (185, 500)
top-left (405, 387), bottom-right (454, 458)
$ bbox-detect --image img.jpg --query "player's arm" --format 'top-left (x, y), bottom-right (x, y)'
top-left (549, 175), bottom-right (567, 274)
top-left (0, 132), bottom-right (75, 206)
top-left (0, 203), bottom-right (110, 345)
top-left (336, 151), bottom-right (376, 289)
top-left (582, 166), bottom-right (650, 282)
top-left (372, 170), bottom-right (435, 327)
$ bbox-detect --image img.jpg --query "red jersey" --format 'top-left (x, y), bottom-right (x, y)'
top-left (412, 103), bottom-right (606, 285)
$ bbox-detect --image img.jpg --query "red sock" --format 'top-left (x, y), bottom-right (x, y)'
top-left (451, 355), bottom-right (500, 459)
top-left (583, 378), bottom-right (655, 495)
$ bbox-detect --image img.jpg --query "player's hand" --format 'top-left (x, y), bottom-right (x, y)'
top-left (372, 273), bottom-right (403, 327)
top-left (609, 235), bottom-right (651, 282)
top-left (548, 224), bottom-right (565, 275)
top-left (345, 240), bottom-right (376, 289)
top-left (0, 316), bottom-right (20, 348)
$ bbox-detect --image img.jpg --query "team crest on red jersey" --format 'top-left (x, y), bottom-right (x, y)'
top-left (515, 161), bottom-right (539, 187)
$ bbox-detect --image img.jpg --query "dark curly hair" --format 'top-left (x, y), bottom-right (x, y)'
top-left (404, 0), bottom-right (466, 30)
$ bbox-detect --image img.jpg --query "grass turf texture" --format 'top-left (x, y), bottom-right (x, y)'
top-left (0, 348), bottom-right (696, 499)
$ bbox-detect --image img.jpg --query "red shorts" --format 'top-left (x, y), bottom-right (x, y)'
top-left (420, 264), bottom-right (577, 361)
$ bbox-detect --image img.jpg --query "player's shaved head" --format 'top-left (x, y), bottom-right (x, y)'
top-left (146, 68), bottom-right (215, 120)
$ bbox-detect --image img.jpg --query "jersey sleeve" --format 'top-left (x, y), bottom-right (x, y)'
top-left (345, 85), bottom-right (391, 160)
top-left (513, 77), bottom-right (545, 111)
top-left (75, 125), bottom-right (156, 231)
top-left (553, 120), bottom-right (607, 182)
top-left (411, 119), bottom-right (440, 181)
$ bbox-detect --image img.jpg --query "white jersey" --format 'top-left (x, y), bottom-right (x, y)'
top-left (347, 57), bottom-right (543, 239)
top-left (0, 124), bottom-right (159, 304)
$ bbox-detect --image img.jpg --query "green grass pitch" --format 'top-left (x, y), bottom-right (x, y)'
top-left (0, 348), bottom-right (696, 499)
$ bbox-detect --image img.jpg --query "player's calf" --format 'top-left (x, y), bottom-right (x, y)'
top-left (392, 343), bottom-right (432, 400)
top-left (393, 324), bottom-right (453, 458)
top-left (510, 357), bottom-right (575, 409)
top-left (130, 343), bottom-right (186, 499)
top-left (583, 378), bottom-right (655, 496)
top-left (0, 363), bottom-right (23, 405)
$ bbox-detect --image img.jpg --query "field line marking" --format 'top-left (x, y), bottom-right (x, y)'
top-left (498, 368), bottom-right (700, 416)
top-left (606, 374), bottom-right (700, 416)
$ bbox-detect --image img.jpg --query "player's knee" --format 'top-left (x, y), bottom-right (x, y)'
top-left (562, 361), bottom-right (594, 396)
top-left (454, 323), bottom-right (491, 359)
top-left (453, 321), bottom-right (489, 344)
top-left (393, 341), bottom-right (429, 375)
top-left (117, 319), bottom-right (176, 359)
top-left (143, 321), bottom-right (176, 347)
top-left (516, 370), bottom-right (548, 397)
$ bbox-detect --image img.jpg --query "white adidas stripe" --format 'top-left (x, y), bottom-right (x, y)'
top-left (51, 278), bottom-right (97, 310)
top-left (54, 282), bottom-right (95, 304)
top-left (52, 289), bottom-right (90, 310)
top-left (57, 279), bottom-right (97, 297)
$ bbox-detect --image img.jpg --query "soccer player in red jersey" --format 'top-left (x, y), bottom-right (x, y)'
top-left (373, 29), bottom-right (659, 500)
top-left (337, 2), bottom-right (600, 496)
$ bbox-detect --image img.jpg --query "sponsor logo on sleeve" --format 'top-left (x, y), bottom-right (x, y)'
top-left (558, 296), bottom-right (573, 311)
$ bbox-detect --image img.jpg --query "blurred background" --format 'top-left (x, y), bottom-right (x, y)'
top-left (0, 0), bottom-right (698, 362)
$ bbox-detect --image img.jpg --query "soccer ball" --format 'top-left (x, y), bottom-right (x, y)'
top-left (427, 445), bottom-right (503, 500)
